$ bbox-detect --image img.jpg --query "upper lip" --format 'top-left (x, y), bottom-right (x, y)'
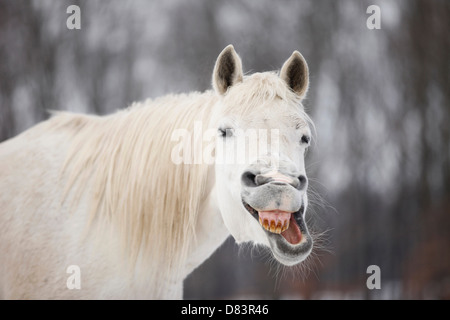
top-left (242, 199), bottom-right (303, 224)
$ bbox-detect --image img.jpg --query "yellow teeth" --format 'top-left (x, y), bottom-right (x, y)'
top-left (259, 217), bottom-right (289, 234)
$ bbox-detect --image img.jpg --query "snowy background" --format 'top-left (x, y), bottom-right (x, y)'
top-left (0, 0), bottom-right (449, 299)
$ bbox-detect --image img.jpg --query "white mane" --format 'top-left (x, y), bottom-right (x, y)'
top-left (59, 92), bottom-right (217, 296)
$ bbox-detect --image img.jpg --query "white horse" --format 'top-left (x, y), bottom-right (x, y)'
top-left (0, 45), bottom-right (314, 299)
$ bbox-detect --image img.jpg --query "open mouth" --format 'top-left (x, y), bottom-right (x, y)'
top-left (243, 200), bottom-right (305, 245)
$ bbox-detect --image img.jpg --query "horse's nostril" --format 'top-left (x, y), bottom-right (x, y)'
top-left (241, 171), bottom-right (258, 187)
top-left (298, 175), bottom-right (307, 190)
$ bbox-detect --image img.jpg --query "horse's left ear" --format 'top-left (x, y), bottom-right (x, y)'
top-left (212, 45), bottom-right (244, 95)
top-left (280, 51), bottom-right (309, 99)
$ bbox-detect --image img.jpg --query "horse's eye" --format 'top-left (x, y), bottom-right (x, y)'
top-left (301, 135), bottom-right (310, 145)
top-left (219, 128), bottom-right (233, 138)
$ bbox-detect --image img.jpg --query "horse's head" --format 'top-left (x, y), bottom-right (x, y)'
top-left (212, 45), bottom-right (313, 266)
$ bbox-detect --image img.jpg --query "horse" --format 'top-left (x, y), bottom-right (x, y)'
top-left (0, 45), bottom-right (314, 299)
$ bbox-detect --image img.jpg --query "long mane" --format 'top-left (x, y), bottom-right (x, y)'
top-left (58, 91), bottom-right (217, 295)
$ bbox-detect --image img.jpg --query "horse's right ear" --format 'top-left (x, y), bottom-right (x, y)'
top-left (212, 45), bottom-right (243, 95)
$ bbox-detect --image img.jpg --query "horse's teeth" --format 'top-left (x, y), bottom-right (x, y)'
top-left (259, 218), bottom-right (270, 231)
top-left (282, 220), bottom-right (290, 232)
top-left (259, 217), bottom-right (288, 234)
top-left (275, 223), bottom-right (282, 234)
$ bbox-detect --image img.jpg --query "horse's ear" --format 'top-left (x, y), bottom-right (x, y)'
top-left (280, 51), bottom-right (309, 99)
top-left (212, 45), bottom-right (243, 95)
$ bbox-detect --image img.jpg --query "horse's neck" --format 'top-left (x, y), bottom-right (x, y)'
top-left (183, 173), bottom-right (230, 278)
